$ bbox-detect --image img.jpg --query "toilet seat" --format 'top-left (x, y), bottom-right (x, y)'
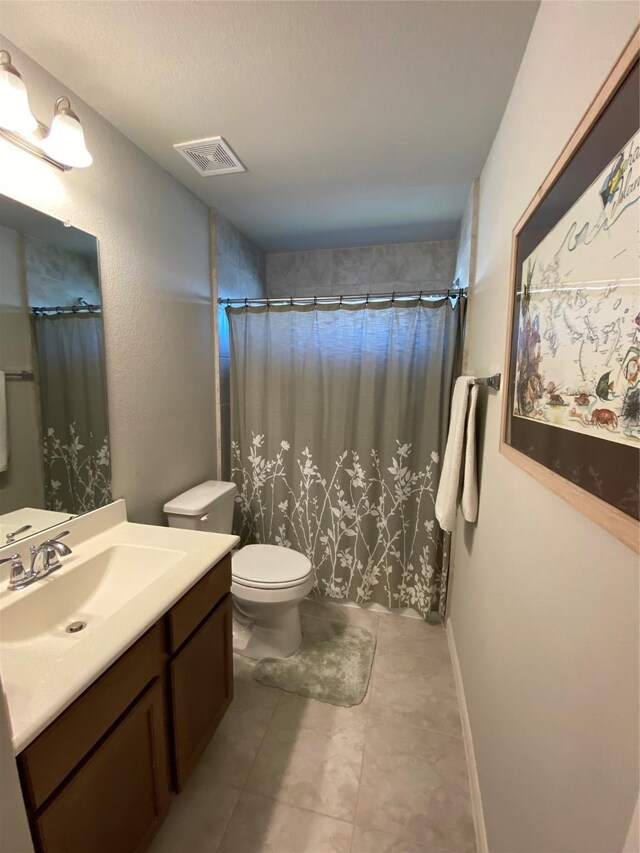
top-left (232, 574), bottom-right (313, 591)
top-left (232, 544), bottom-right (312, 589)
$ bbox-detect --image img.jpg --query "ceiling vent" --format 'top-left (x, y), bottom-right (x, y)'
top-left (173, 136), bottom-right (245, 176)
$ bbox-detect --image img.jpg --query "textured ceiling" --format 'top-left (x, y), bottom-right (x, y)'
top-left (0, 1), bottom-right (539, 250)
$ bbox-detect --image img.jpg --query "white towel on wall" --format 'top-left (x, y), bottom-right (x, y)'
top-left (435, 375), bottom-right (479, 533)
top-left (461, 380), bottom-right (478, 523)
top-left (0, 371), bottom-right (7, 473)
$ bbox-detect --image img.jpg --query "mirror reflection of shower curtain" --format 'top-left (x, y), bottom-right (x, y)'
top-left (33, 314), bottom-right (111, 514)
top-left (228, 298), bottom-right (465, 621)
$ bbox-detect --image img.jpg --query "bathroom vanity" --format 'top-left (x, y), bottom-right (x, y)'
top-left (0, 501), bottom-right (238, 853)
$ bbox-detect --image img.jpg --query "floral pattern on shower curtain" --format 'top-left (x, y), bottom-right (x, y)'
top-left (34, 313), bottom-right (111, 514)
top-left (228, 298), bottom-right (464, 620)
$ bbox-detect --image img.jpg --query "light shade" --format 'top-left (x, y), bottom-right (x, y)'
top-left (42, 97), bottom-right (93, 168)
top-left (0, 50), bottom-right (38, 135)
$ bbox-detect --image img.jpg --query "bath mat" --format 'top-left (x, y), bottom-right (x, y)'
top-left (252, 614), bottom-right (376, 707)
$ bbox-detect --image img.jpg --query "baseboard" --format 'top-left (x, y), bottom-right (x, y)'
top-left (446, 619), bottom-right (489, 853)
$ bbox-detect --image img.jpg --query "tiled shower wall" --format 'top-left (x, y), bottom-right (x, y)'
top-left (215, 212), bottom-right (266, 479)
top-left (453, 181), bottom-right (478, 293)
top-left (266, 239), bottom-right (456, 297)
top-left (454, 182), bottom-right (478, 374)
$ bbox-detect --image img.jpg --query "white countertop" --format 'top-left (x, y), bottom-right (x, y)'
top-left (0, 500), bottom-right (238, 753)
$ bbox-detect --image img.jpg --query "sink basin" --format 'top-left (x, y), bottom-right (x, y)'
top-left (0, 544), bottom-right (185, 653)
top-left (0, 499), bottom-right (239, 753)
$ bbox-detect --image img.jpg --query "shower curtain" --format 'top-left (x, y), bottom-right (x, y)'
top-left (34, 313), bottom-right (111, 514)
top-left (228, 297), bottom-right (464, 620)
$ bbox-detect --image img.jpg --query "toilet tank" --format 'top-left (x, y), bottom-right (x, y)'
top-left (163, 480), bottom-right (236, 534)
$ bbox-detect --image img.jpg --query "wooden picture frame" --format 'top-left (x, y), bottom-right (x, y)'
top-left (500, 29), bottom-right (640, 553)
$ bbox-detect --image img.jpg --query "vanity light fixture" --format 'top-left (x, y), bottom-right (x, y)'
top-left (0, 50), bottom-right (38, 135)
top-left (0, 51), bottom-right (93, 171)
top-left (41, 98), bottom-right (93, 168)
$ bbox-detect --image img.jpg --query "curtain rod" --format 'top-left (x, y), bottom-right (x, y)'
top-left (219, 286), bottom-right (467, 307)
top-left (31, 303), bottom-right (101, 316)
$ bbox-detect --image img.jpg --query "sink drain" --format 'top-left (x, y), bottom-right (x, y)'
top-left (66, 621), bottom-right (86, 634)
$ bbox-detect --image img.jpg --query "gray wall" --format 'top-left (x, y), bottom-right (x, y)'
top-left (448, 3), bottom-right (640, 851)
top-left (0, 39), bottom-right (217, 526)
top-left (215, 212), bottom-right (266, 479)
top-left (266, 239), bottom-right (456, 297)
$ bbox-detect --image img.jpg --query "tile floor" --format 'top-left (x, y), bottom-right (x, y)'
top-left (149, 599), bottom-right (476, 853)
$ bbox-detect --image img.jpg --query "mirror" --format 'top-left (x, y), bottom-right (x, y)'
top-left (0, 195), bottom-right (111, 544)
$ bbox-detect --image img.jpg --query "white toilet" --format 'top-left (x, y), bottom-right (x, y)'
top-left (164, 480), bottom-right (314, 659)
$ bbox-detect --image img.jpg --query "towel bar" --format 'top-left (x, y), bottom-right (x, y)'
top-left (2, 370), bottom-right (34, 381)
top-left (472, 373), bottom-right (501, 390)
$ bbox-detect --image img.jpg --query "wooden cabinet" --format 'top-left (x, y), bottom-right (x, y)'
top-left (17, 554), bottom-right (233, 853)
top-left (171, 595), bottom-right (233, 790)
top-left (32, 680), bottom-right (170, 853)
top-left (19, 624), bottom-right (165, 813)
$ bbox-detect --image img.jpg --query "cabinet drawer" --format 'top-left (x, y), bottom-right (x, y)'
top-left (170, 594), bottom-right (233, 789)
top-left (167, 554), bottom-right (231, 653)
top-left (32, 678), bottom-right (171, 853)
top-left (19, 623), bottom-right (164, 812)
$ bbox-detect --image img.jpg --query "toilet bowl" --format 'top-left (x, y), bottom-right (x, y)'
top-left (231, 544), bottom-right (314, 659)
top-left (164, 481), bottom-right (314, 659)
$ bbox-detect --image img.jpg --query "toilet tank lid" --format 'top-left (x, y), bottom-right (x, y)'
top-left (163, 480), bottom-right (236, 516)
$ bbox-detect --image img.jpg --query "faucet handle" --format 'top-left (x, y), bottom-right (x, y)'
top-left (0, 554), bottom-right (30, 591)
top-left (30, 530), bottom-right (70, 553)
top-left (49, 530), bottom-right (70, 542)
top-left (6, 524), bottom-right (32, 544)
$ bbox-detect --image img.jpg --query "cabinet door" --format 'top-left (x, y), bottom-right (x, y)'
top-left (33, 679), bottom-right (171, 853)
top-left (170, 593), bottom-right (233, 790)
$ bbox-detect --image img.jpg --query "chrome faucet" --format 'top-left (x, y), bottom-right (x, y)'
top-left (30, 531), bottom-right (72, 577)
top-left (0, 531), bottom-right (72, 591)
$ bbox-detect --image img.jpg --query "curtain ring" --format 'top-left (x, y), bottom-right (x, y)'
top-left (339, 294), bottom-right (343, 306)
top-left (391, 290), bottom-right (396, 304)
top-left (419, 290), bottom-right (423, 302)
top-left (314, 294), bottom-right (318, 307)
top-left (290, 296), bottom-right (294, 307)
top-left (244, 297), bottom-right (249, 312)
top-left (365, 292), bottom-right (370, 305)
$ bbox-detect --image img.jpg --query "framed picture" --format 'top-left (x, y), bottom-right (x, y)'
top-left (501, 29), bottom-right (640, 552)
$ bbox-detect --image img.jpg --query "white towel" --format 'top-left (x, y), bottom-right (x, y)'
top-left (435, 375), bottom-right (479, 533)
top-left (0, 371), bottom-right (7, 473)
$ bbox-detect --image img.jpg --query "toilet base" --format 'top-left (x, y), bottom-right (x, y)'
top-left (232, 598), bottom-right (304, 659)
